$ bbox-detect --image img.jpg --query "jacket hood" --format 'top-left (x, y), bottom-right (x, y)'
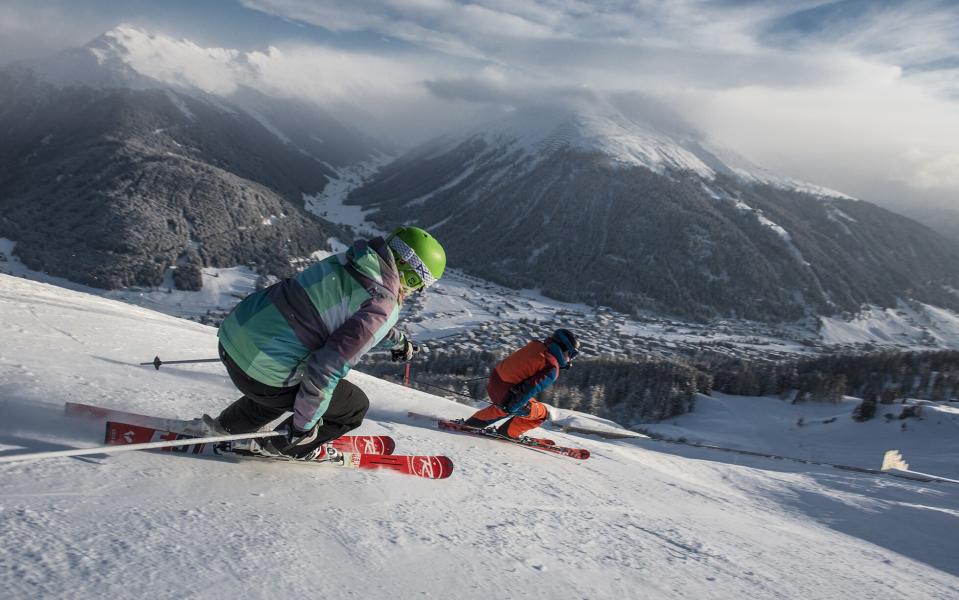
top-left (344, 237), bottom-right (400, 299)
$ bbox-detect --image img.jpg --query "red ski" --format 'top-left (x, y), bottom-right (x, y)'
top-left (221, 440), bottom-right (454, 479)
top-left (70, 401), bottom-right (395, 455)
top-left (408, 413), bottom-right (590, 460)
top-left (67, 401), bottom-right (190, 432)
top-left (104, 422), bottom-right (450, 479)
top-left (330, 434), bottom-right (396, 455)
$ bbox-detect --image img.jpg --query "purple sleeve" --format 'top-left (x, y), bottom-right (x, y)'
top-left (292, 297), bottom-right (397, 430)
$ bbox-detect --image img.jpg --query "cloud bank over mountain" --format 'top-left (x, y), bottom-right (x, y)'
top-left (2, 1), bottom-right (959, 209)
top-left (238, 0), bottom-right (959, 208)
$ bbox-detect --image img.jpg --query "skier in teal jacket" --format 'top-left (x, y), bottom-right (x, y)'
top-left (206, 227), bottom-right (446, 460)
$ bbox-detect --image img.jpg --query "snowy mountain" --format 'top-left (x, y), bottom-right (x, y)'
top-left (2, 273), bottom-right (959, 599)
top-left (0, 26), bottom-right (387, 290)
top-left (28, 25), bottom-right (391, 167)
top-left (408, 101), bottom-right (850, 197)
top-left (349, 101), bottom-right (959, 322)
top-left (29, 27), bottom-right (158, 90)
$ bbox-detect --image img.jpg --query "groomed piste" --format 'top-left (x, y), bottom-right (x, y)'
top-left (1, 274), bottom-right (958, 599)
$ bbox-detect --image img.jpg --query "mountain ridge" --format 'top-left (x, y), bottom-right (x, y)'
top-left (348, 104), bottom-right (959, 322)
top-left (0, 27), bottom-right (390, 290)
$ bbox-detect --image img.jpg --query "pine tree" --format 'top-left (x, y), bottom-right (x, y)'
top-left (852, 396), bottom-right (877, 422)
top-left (931, 373), bottom-right (946, 402)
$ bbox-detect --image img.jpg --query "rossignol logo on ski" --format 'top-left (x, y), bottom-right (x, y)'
top-left (410, 456), bottom-right (445, 479)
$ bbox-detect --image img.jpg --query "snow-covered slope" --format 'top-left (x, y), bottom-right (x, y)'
top-left (2, 275), bottom-right (959, 599)
top-left (642, 392), bottom-right (959, 479)
top-left (0, 25), bottom-right (394, 295)
top-left (820, 302), bottom-right (959, 349)
top-left (0, 238), bottom-right (262, 322)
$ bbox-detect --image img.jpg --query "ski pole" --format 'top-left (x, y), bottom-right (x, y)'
top-left (140, 355), bottom-right (221, 370)
top-left (410, 380), bottom-right (477, 400)
top-left (0, 430), bottom-right (285, 464)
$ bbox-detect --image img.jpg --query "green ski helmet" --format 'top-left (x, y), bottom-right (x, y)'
top-left (386, 226), bottom-right (446, 293)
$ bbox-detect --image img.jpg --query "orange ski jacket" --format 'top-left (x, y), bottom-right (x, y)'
top-left (487, 340), bottom-right (560, 413)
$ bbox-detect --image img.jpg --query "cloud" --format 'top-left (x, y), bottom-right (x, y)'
top-left (900, 149), bottom-right (959, 190)
top-left (98, 25), bottom-right (249, 96)
top-left (760, 0), bottom-right (959, 97)
top-left (237, 0), bottom-right (959, 208)
top-left (421, 67), bottom-right (597, 106)
top-left (0, 2), bottom-right (117, 63)
top-left (423, 69), bottom-right (527, 104)
top-left (5, 1), bottom-right (958, 208)
top-left (240, 0), bottom-right (561, 60)
top-left (66, 24), bottom-right (488, 144)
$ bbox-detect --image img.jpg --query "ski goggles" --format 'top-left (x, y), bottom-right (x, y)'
top-left (388, 236), bottom-right (437, 290)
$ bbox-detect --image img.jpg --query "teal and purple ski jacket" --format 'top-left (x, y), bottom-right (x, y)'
top-left (218, 238), bottom-right (404, 430)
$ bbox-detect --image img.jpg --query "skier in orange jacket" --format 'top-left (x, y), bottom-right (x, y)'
top-left (463, 329), bottom-right (580, 438)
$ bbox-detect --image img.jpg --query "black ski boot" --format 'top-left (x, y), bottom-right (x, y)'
top-left (182, 414), bottom-right (231, 436)
top-left (494, 420), bottom-right (516, 439)
top-left (463, 416), bottom-right (489, 428)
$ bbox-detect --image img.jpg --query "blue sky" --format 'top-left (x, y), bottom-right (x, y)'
top-left (2, 0), bottom-right (958, 207)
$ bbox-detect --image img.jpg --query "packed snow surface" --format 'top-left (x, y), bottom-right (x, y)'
top-left (642, 392), bottom-right (959, 479)
top-left (1, 274), bottom-right (958, 599)
top-left (820, 302), bottom-right (959, 350)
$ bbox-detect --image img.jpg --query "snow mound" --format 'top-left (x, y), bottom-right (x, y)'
top-left (1, 274), bottom-right (958, 599)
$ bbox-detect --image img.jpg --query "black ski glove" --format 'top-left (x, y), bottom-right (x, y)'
top-left (258, 416), bottom-right (321, 459)
top-left (502, 389), bottom-right (531, 416)
top-left (390, 338), bottom-right (419, 362)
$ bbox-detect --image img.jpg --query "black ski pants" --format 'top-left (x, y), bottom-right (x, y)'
top-left (216, 344), bottom-right (370, 447)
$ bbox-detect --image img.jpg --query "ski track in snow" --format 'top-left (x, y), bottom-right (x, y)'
top-left (1, 275), bottom-right (959, 599)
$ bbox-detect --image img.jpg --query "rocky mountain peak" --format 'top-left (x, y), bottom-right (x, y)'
top-left (28, 24), bottom-right (250, 96)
